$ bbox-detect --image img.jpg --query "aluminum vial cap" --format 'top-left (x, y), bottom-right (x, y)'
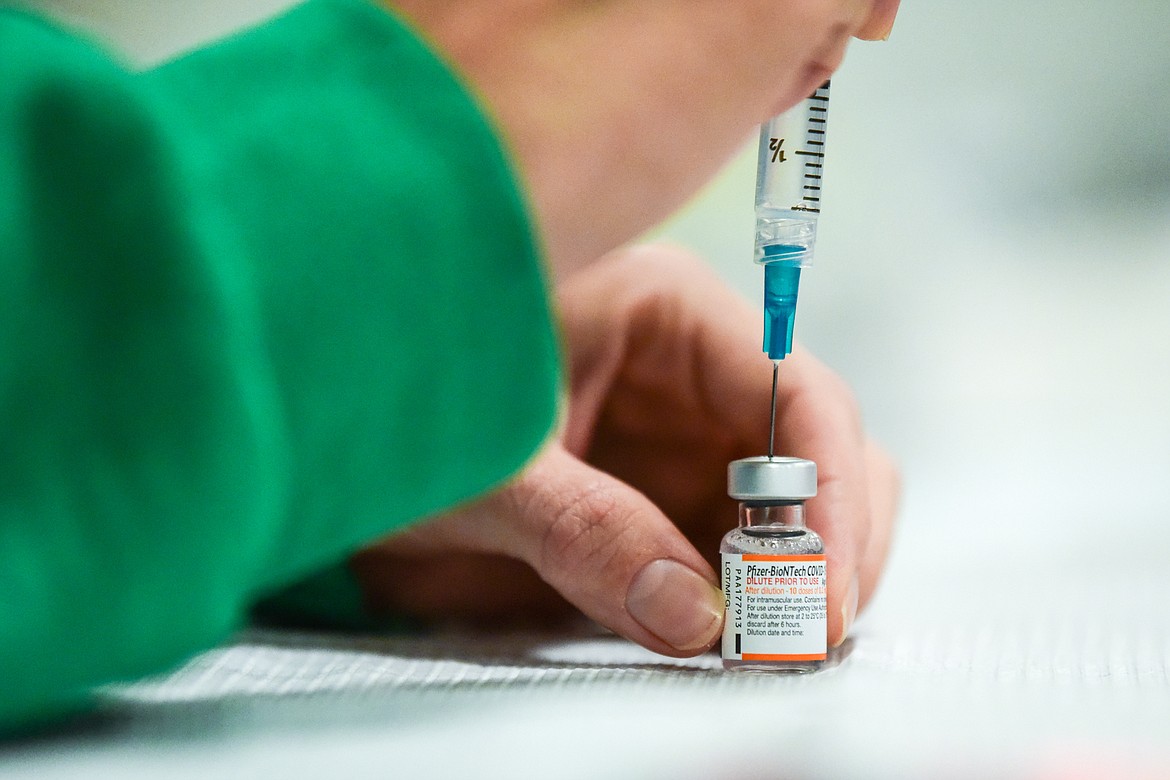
top-left (728, 456), bottom-right (817, 501)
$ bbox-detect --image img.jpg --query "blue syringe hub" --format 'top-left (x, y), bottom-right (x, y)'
top-left (761, 244), bottom-right (804, 360)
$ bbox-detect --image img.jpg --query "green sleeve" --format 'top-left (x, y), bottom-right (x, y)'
top-left (0, 0), bottom-right (560, 731)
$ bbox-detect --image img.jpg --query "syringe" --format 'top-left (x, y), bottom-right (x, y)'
top-left (756, 82), bottom-right (830, 456)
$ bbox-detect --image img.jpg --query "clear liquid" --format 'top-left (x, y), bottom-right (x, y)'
top-left (721, 523), bottom-right (825, 673)
top-left (723, 524), bottom-right (824, 556)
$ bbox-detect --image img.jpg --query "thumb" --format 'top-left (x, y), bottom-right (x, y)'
top-left (470, 446), bottom-right (725, 657)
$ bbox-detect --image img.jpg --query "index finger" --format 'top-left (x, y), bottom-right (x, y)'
top-left (768, 346), bottom-right (871, 647)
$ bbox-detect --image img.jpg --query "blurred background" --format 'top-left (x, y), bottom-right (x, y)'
top-left (21, 3), bottom-right (1170, 495)
top-left (9, 1), bottom-right (1170, 777)
top-left (661, 2), bottom-right (1170, 512)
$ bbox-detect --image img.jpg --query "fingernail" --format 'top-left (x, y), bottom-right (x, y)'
top-left (833, 574), bottom-right (860, 647)
top-left (856, 11), bottom-right (898, 42)
top-left (855, 22), bottom-right (894, 41)
top-left (626, 559), bottom-right (724, 652)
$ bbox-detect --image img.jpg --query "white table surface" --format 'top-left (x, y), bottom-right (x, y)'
top-left (2, 484), bottom-right (1167, 779)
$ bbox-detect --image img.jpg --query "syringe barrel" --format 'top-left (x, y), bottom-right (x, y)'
top-left (753, 82), bottom-right (830, 268)
top-left (754, 82), bottom-right (830, 359)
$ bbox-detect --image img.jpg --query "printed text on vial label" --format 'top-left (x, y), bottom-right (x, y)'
top-left (721, 554), bottom-right (827, 660)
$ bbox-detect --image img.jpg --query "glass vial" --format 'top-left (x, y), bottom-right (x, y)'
top-left (721, 456), bottom-right (827, 672)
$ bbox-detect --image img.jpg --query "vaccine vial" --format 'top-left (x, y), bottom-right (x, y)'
top-left (721, 456), bottom-right (827, 672)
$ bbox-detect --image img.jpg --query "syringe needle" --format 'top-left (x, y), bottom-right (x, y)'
top-left (768, 361), bottom-right (779, 460)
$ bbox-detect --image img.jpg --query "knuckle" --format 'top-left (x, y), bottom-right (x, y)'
top-left (838, 382), bottom-right (865, 436)
top-left (534, 482), bottom-right (638, 581)
top-left (612, 247), bottom-right (718, 351)
top-left (616, 243), bottom-right (712, 286)
top-left (811, 363), bottom-right (865, 437)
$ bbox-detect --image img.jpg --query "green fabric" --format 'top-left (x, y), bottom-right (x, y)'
top-left (0, 0), bottom-right (560, 731)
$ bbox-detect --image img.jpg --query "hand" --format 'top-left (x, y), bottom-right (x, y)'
top-left (351, 244), bottom-right (900, 655)
top-left (385, 0), bottom-right (900, 279)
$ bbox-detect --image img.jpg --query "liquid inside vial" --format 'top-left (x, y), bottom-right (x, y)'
top-left (721, 501), bottom-right (826, 673)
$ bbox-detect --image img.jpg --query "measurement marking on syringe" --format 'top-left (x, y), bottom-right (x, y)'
top-left (754, 83), bottom-right (828, 361)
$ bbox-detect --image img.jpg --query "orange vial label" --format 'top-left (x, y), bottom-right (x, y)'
top-left (721, 553), bottom-right (827, 661)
